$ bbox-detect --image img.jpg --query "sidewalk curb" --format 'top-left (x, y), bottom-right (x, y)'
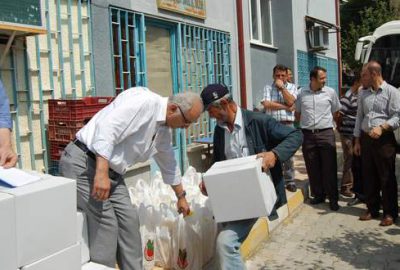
top-left (241, 183), bottom-right (308, 259)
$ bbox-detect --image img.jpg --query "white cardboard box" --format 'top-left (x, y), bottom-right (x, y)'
top-left (203, 155), bottom-right (277, 223)
top-left (77, 211), bottom-right (90, 264)
top-left (81, 262), bottom-right (116, 270)
top-left (0, 175), bottom-right (77, 267)
top-left (0, 193), bottom-right (17, 270)
top-left (21, 243), bottom-right (81, 270)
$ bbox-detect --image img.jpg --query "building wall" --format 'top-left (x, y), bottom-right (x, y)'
top-left (246, 0), bottom-right (295, 108)
top-left (0, 0), bottom-right (94, 172)
top-left (91, 0), bottom-right (241, 101)
top-left (292, 0), bottom-right (339, 87)
top-left (243, 0), bottom-right (339, 107)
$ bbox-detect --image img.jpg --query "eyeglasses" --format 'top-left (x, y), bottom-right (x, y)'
top-left (177, 105), bottom-right (192, 124)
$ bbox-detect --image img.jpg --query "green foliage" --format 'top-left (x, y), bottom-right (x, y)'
top-left (341, 0), bottom-right (399, 70)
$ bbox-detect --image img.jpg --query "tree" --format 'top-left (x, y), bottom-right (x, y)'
top-left (341, 0), bottom-right (398, 71)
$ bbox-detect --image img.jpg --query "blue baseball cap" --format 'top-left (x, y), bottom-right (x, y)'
top-left (200, 84), bottom-right (229, 111)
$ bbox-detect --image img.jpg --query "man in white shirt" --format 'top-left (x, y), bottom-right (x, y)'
top-left (59, 87), bottom-right (203, 270)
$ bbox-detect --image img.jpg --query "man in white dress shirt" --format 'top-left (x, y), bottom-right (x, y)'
top-left (59, 87), bottom-right (203, 270)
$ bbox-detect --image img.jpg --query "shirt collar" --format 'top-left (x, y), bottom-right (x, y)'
top-left (157, 97), bottom-right (169, 124)
top-left (369, 81), bottom-right (387, 93)
top-left (379, 81), bottom-right (387, 91)
top-left (217, 108), bottom-right (244, 132)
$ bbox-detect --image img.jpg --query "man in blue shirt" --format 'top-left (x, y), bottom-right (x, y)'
top-left (0, 80), bottom-right (17, 168)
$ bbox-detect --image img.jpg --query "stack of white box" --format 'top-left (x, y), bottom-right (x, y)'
top-left (0, 174), bottom-right (80, 270)
top-left (0, 171), bottom-right (118, 270)
top-left (203, 155), bottom-right (277, 223)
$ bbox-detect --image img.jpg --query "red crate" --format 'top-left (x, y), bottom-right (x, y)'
top-left (48, 120), bottom-right (85, 141)
top-left (49, 140), bottom-right (68, 161)
top-left (48, 97), bottom-right (114, 121)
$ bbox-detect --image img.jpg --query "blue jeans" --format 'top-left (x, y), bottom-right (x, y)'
top-left (215, 218), bottom-right (257, 270)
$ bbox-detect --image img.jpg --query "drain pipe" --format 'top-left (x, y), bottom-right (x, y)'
top-left (236, 0), bottom-right (247, 108)
top-left (335, 0), bottom-right (342, 95)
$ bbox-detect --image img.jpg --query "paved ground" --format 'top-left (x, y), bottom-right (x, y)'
top-left (246, 200), bottom-right (400, 270)
top-left (246, 137), bottom-right (400, 270)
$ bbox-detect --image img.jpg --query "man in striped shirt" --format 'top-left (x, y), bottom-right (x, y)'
top-left (262, 64), bottom-right (299, 192)
top-left (336, 74), bottom-right (361, 199)
top-left (354, 61), bottom-right (400, 226)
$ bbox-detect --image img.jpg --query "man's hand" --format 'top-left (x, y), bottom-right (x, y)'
top-left (0, 128), bottom-right (18, 168)
top-left (92, 171), bottom-right (111, 201)
top-left (286, 104), bottom-right (295, 112)
top-left (354, 139), bottom-right (361, 156)
top-left (334, 112), bottom-right (342, 130)
top-left (275, 79), bottom-right (284, 90)
top-left (369, 126), bottom-right (382, 139)
top-left (199, 180), bottom-right (208, 196)
top-left (0, 146), bottom-right (18, 168)
top-left (171, 183), bottom-right (191, 216)
top-left (177, 197), bottom-right (191, 217)
top-left (256, 151), bottom-right (277, 171)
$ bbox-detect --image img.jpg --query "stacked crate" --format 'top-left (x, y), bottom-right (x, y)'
top-left (48, 97), bottom-right (113, 164)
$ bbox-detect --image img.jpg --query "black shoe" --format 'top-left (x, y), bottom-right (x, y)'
top-left (329, 201), bottom-right (340, 211)
top-left (286, 183), bottom-right (297, 192)
top-left (347, 197), bottom-right (361, 206)
top-left (309, 197), bottom-right (325, 205)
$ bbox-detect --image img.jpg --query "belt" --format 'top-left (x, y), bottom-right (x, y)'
top-left (301, 128), bottom-right (332, 133)
top-left (73, 139), bottom-right (121, 177)
top-left (73, 139), bottom-right (96, 160)
top-left (280, 121), bottom-right (294, 125)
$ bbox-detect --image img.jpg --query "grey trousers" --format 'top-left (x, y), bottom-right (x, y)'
top-left (281, 122), bottom-right (295, 185)
top-left (59, 142), bottom-right (143, 270)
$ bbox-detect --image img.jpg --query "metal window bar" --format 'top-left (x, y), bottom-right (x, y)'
top-left (34, 36), bottom-right (49, 172)
top-left (12, 0), bottom-right (94, 173)
top-left (124, 12), bottom-right (132, 88)
top-left (133, 13), bottom-right (141, 87)
top-left (138, 13), bottom-right (147, 87)
top-left (110, 8), bottom-right (147, 92)
top-left (21, 44), bottom-right (37, 170)
top-left (45, 0), bottom-right (55, 98)
top-left (56, 0), bottom-right (66, 98)
top-left (108, 10), bottom-right (232, 151)
top-left (87, 0), bottom-right (96, 95)
top-left (67, 0), bottom-right (77, 98)
top-left (117, 10), bottom-right (124, 93)
top-left (8, 47), bottom-right (22, 169)
top-left (179, 24), bottom-right (232, 144)
top-left (77, 0), bottom-right (87, 96)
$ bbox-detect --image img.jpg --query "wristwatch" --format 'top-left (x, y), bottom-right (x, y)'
top-left (176, 190), bottom-right (186, 199)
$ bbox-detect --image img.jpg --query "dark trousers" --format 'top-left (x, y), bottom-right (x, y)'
top-left (302, 129), bottom-right (338, 202)
top-left (351, 154), bottom-right (364, 200)
top-left (361, 132), bottom-right (399, 218)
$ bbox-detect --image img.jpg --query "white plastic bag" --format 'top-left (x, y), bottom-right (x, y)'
top-left (172, 212), bottom-right (203, 270)
top-left (200, 199), bottom-right (217, 265)
top-left (154, 203), bottom-right (177, 268)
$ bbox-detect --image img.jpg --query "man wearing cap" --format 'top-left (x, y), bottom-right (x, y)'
top-left (59, 87), bottom-right (203, 270)
top-left (199, 84), bottom-right (302, 270)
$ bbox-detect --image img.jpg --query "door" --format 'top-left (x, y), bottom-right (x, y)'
top-left (145, 21), bottom-right (183, 176)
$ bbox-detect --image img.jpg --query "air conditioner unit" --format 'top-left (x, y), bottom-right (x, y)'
top-left (309, 26), bottom-right (329, 50)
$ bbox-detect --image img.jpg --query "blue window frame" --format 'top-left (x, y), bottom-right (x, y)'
top-left (110, 8), bottom-right (232, 169)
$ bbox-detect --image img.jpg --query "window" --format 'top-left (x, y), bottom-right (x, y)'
top-left (250, 0), bottom-right (273, 46)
